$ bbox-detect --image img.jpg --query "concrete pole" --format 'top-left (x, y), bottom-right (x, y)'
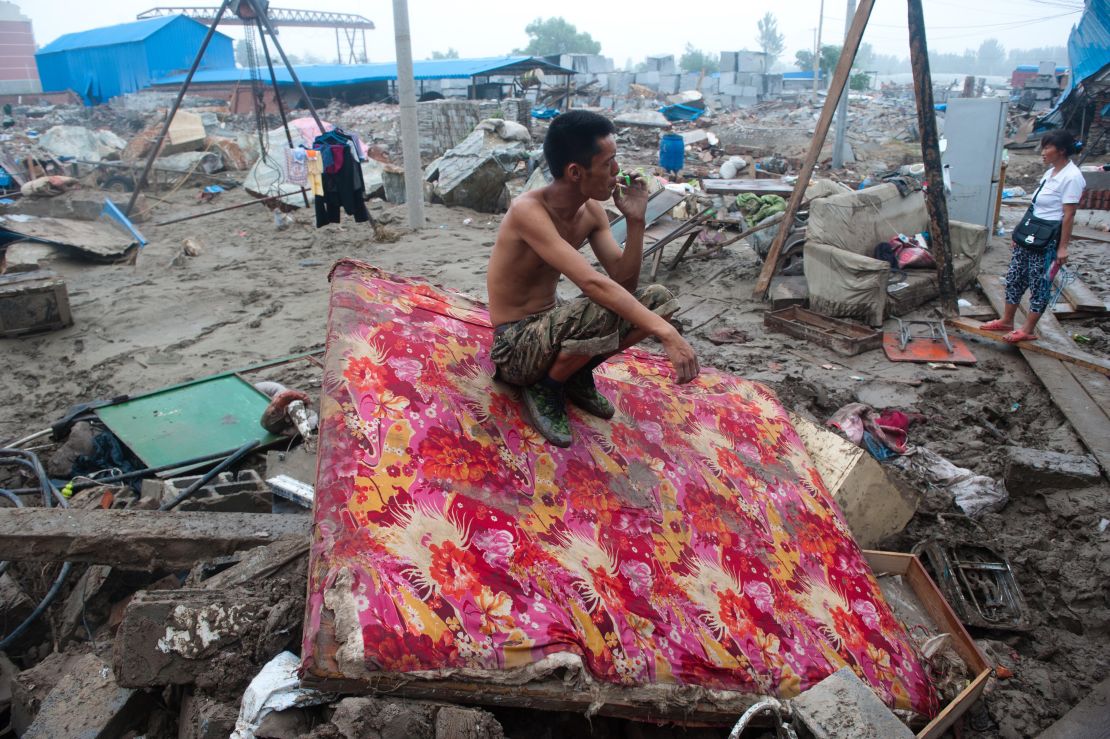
top-left (831, 0), bottom-right (856, 168)
top-left (392, 0), bottom-right (425, 228)
top-left (812, 0), bottom-right (825, 104)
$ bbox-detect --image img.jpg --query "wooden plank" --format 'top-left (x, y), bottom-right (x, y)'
top-left (701, 178), bottom-right (794, 196)
top-left (1036, 676), bottom-right (1110, 739)
top-left (977, 277), bottom-right (1110, 475)
top-left (946, 318), bottom-right (1110, 376)
top-left (0, 509), bottom-right (311, 570)
top-left (1072, 225), bottom-right (1110, 245)
top-left (752, 0), bottom-right (876, 298)
top-left (1055, 273), bottom-right (1106, 313)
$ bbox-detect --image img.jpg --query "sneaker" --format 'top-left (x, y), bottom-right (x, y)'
top-left (521, 381), bottom-right (572, 447)
top-left (565, 368), bottom-right (615, 420)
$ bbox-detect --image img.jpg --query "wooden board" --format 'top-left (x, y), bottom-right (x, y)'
top-left (701, 178), bottom-right (795, 196)
top-left (0, 509), bottom-right (311, 570)
top-left (1072, 225), bottom-right (1110, 245)
top-left (0, 216), bottom-right (138, 261)
top-left (1053, 272), bottom-right (1107, 313)
top-left (946, 318), bottom-right (1110, 376)
top-left (977, 276), bottom-right (1110, 476)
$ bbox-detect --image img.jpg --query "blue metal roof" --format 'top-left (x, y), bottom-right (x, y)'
top-left (1013, 65), bottom-right (1067, 73)
top-left (1038, 0), bottom-right (1110, 127)
top-left (782, 71), bottom-right (826, 80)
top-left (38, 15), bottom-right (184, 54)
top-left (154, 55), bottom-right (575, 88)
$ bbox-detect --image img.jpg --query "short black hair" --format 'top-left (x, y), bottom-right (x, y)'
top-left (1040, 129), bottom-right (1078, 157)
top-left (543, 110), bottom-right (616, 179)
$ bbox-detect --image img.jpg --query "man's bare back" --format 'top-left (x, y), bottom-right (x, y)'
top-left (487, 190), bottom-right (608, 326)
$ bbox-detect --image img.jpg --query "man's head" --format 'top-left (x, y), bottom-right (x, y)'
top-left (544, 110), bottom-right (618, 200)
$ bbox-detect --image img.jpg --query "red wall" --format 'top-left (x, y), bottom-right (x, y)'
top-left (0, 19), bottom-right (37, 83)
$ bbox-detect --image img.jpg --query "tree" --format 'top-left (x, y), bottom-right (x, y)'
top-left (849, 71), bottom-right (871, 91)
top-left (679, 44), bottom-right (719, 73)
top-left (431, 48), bottom-right (459, 59)
top-left (794, 45), bottom-right (841, 76)
top-left (756, 13), bottom-right (785, 69)
top-left (234, 39), bottom-right (251, 67)
top-left (514, 17), bottom-right (601, 56)
top-left (977, 38), bottom-right (1006, 75)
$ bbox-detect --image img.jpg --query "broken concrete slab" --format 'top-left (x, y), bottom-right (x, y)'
top-left (791, 414), bottom-right (917, 548)
top-left (790, 666), bottom-right (914, 739)
top-left (141, 469), bottom-right (272, 513)
top-left (427, 118), bottom-right (531, 213)
top-left (155, 151), bottom-right (224, 175)
top-left (23, 653), bottom-right (152, 739)
top-left (39, 125), bottom-right (124, 162)
top-left (1004, 447), bottom-right (1102, 495)
top-left (0, 191), bottom-right (148, 223)
top-left (10, 650), bottom-right (91, 735)
top-left (0, 216), bottom-right (139, 262)
top-left (0, 509), bottom-right (310, 569)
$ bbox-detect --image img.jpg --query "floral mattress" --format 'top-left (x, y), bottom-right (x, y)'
top-left (302, 259), bottom-right (938, 717)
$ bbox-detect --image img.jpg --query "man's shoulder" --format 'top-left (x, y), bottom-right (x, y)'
top-left (507, 189), bottom-right (549, 219)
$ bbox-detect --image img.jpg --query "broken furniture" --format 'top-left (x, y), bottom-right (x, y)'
top-left (791, 413), bottom-right (917, 547)
top-left (92, 374), bottom-right (286, 471)
top-left (883, 318), bottom-right (977, 365)
top-left (866, 550), bottom-right (993, 739)
top-left (301, 259), bottom-right (940, 725)
top-left (764, 305), bottom-right (881, 356)
top-left (0, 269), bottom-right (72, 337)
top-left (913, 540), bottom-right (1032, 631)
top-left (803, 184), bottom-right (989, 326)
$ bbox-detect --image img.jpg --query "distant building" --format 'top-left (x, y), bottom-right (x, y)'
top-left (1011, 64), bottom-right (1068, 90)
top-left (35, 15), bottom-right (234, 104)
top-left (0, 1), bottom-right (41, 94)
top-left (782, 70), bottom-right (827, 92)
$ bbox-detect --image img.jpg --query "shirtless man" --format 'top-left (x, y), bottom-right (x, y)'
top-left (487, 110), bottom-right (699, 447)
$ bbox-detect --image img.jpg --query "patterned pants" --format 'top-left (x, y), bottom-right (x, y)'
top-left (490, 284), bottom-right (679, 387)
top-left (1005, 243), bottom-right (1055, 315)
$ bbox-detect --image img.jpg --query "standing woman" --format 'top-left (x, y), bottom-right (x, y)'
top-left (982, 130), bottom-right (1085, 342)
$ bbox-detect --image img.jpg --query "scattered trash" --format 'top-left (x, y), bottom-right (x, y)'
top-left (914, 540), bottom-right (1032, 631)
top-left (231, 652), bottom-right (334, 739)
top-left (893, 447), bottom-right (1009, 517)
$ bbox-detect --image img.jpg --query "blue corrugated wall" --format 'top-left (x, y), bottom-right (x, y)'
top-left (36, 16), bottom-right (234, 104)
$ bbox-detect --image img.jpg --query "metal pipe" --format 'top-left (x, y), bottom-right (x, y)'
top-left (159, 439), bottom-right (261, 510)
top-left (124, 0), bottom-right (229, 216)
top-left (151, 189), bottom-right (309, 227)
top-left (908, 0), bottom-right (958, 316)
top-left (392, 0), bottom-right (425, 228)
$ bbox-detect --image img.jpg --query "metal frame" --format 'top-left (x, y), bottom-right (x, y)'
top-left (124, 0), bottom-right (325, 220)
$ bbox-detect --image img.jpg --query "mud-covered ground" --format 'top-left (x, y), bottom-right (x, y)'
top-left (2, 170), bottom-right (1108, 737)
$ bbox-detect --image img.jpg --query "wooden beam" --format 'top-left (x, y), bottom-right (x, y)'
top-left (907, 0), bottom-right (957, 315)
top-left (752, 0), bottom-right (876, 298)
top-left (946, 318), bottom-right (1110, 376)
top-left (0, 509), bottom-right (311, 570)
top-left (977, 276), bottom-right (1110, 476)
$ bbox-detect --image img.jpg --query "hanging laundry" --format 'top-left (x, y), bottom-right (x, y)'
top-left (312, 128), bottom-right (370, 228)
top-left (285, 148), bottom-right (308, 187)
top-left (305, 149), bottom-right (323, 197)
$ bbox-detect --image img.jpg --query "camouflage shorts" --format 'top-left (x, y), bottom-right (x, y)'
top-left (490, 284), bottom-right (679, 387)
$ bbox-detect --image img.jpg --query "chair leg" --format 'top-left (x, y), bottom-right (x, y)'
top-left (668, 231), bottom-right (699, 271)
top-left (650, 242), bottom-right (665, 281)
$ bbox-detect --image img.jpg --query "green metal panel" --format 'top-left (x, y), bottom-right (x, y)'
top-left (95, 375), bottom-right (284, 468)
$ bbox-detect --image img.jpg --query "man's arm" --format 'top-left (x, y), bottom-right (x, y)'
top-left (512, 200), bottom-right (698, 382)
top-left (588, 202), bottom-right (644, 292)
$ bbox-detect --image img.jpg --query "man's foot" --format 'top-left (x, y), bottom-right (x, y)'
top-left (565, 368), bottom-right (615, 420)
top-left (980, 319), bottom-right (1013, 332)
top-left (1003, 329), bottom-right (1038, 344)
top-left (521, 380), bottom-right (572, 447)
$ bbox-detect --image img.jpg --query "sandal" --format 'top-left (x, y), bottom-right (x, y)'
top-left (1002, 330), bottom-right (1037, 344)
top-left (979, 319), bottom-right (1013, 332)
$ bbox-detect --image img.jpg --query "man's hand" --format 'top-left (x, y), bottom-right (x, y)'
top-left (613, 173), bottom-right (648, 224)
top-left (660, 328), bottom-right (699, 384)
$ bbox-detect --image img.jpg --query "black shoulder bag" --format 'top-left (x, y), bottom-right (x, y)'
top-left (1011, 179), bottom-right (1061, 251)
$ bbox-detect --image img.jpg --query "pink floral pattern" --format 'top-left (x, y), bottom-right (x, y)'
top-left (302, 259), bottom-right (938, 717)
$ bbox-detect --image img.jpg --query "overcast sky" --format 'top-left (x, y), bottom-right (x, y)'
top-left (19, 0), bottom-right (1083, 67)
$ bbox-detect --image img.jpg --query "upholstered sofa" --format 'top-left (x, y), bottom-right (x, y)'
top-left (802, 184), bottom-right (989, 326)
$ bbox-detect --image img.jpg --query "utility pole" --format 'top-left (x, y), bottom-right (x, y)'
top-left (832, 0), bottom-right (856, 168)
top-left (812, 0), bottom-right (825, 104)
top-left (907, 0), bottom-right (957, 315)
top-left (392, 0), bottom-right (425, 229)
